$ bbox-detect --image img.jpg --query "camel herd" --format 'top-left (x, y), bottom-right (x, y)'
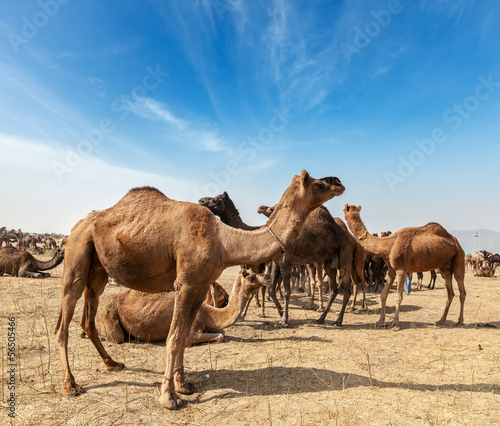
top-left (1, 170), bottom-right (498, 411)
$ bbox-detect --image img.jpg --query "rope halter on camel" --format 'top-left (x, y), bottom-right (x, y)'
top-left (265, 225), bottom-right (286, 253)
top-left (357, 230), bottom-right (368, 241)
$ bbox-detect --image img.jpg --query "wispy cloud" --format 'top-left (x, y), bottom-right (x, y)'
top-left (126, 97), bottom-right (187, 130)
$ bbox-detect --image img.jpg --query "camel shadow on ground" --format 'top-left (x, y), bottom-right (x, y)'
top-left (85, 366), bottom-right (500, 401)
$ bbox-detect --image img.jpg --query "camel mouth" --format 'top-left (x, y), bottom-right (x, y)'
top-left (321, 176), bottom-right (345, 195)
top-left (198, 197), bottom-right (211, 207)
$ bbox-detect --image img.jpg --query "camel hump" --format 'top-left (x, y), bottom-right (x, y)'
top-left (128, 186), bottom-right (165, 196)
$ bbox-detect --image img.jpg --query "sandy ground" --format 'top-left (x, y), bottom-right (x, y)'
top-left (0, 260), bottom-right (499, 425)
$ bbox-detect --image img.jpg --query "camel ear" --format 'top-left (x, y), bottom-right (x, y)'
top-left (344, 203), bottom-right (349, 211)
top-left (301, 170), bottom-right (310, 184)
top-left (241, 268), bottom-right (250, 278)
top-left (223, 191), bottom-right (228, 197)
top-left (357, 205), bottom-right (362, 211)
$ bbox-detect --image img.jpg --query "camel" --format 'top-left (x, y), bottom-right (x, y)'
top-left (474, 265), bottom-right (498, 277)
top-left (53, 170), bottom-right (345, 410)
top-left (471, 252), bottom-right (485, 272)
top-left (259, 205), bottom-right (367, 313)
top-left (0, 246), bottom-right (64, 277)
top-left (344, 204), bottom-right (466, 330)
top-left (257, 204), bottom-right (357, 326)
top-left (198, 192), bottom-right (267, 317)
top-left (99, 268), bottom-right (269, 345)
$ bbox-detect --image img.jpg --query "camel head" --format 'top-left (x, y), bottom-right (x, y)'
top-left (198, 192), bottom-right (229, 217)
top-left (256, 205), bottom-right (275, 218)
top-left (285, 170), bottom-right (344, 211)
top-left (343, 203), bottom-right (362, 221)
top-left (240, 268), bottom-right (272, 292)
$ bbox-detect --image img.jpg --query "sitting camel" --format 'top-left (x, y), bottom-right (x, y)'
top-left (204, 281), bottom-right (229, 308)
top-left (99, 268), bottom-right (269, 345)
top-left (0, 246), bottom-right (64, 278)
top-left (344, 204), bottom-right (466, 330)
top-left (54, 170), bottom-right (345, 410)
top-left (474, 266), bottom-right (498, 277)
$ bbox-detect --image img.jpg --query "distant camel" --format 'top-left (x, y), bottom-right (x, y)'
top-left (0, 247), bottom-right (64, 278)
top-left (474, 266), bottom-right (498, 277)
top-left (98, 268), bottom-right (269, 345)
top-left (53, 171), bottom-right (345, 409)
top-left (344, 204), bottom-right (466, 330)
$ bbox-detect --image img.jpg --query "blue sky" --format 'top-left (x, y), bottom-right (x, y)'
top-left (0, 0), bottom-right (499, 237)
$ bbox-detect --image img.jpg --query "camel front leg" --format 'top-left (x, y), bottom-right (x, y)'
top-left (390, 271), bottom-right (407, 331)
top-left (317, 264), bottom-right (325, 311)
top-left (159, 283), bottom-right (206, 410)
top-left (377, 268), bottom-right (395, 327)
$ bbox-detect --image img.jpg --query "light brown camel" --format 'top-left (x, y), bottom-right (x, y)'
top-left (0, 246), bottom-right (64, 278)
top-left (344, 204), bottom-right (466, 330)
top-left (99, 268), bottom-right (269, 345)
top-left (474, 266), bottom-right (498, 277)
top-left (53, 170), bottom-right (344, 410)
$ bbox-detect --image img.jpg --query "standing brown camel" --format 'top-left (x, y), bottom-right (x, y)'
top-left (53, 171), bottom-right (345, 410)
top-left (99, 268), bottom-right (270, 345)
top-left (0, 246), bottom-right (64, 277)
top-left (344, 204), bottom-right (466, 330)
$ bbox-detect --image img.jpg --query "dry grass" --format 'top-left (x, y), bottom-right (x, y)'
top-left (1, 260), bottom-right (499, 425)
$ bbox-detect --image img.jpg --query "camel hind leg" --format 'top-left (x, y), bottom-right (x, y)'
top-left (54, 243), bottom-right (94, 396)
top-left (436, 268), bottom-right (455, 325)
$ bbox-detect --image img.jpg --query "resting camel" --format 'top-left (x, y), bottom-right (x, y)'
top-left (474, 266), bottom-right (498, 277)
top-left (344, 204), bottom-right (466, 330)
top-left (205, 281), bottom-right (229, 308)
top-left (53, 170), bottom-right (345, 410)
top-left (0, 246), bottom-right (64, 277)
top-left (198, 192), bottom-right (267, 316)
top-left (99, 268), bottom-right (269, 345)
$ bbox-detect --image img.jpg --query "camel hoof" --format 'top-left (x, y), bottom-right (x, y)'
top-left (175, 381), bottom-right (195, 395)
top-left (315, 318), bottom-right (325, 325)
top-left (63, 382), bottom-right (85, 396)
top-left (316, 306), bottom-right (325, 312)
top-left (330, 323), bottom-right (342, 328)
top-left (375, 321), bottom-right (385, 328)
top-left (303, 303), bottom-right (315, 310)
top-left (390, 324), bottom-right (400, 331)
top-left (106, 362), bottom-right (125, 371)
top-left (158, 393), bottom-right (186, 410)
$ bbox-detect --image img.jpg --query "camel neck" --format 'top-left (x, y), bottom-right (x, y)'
top-left (34, 251), bottom-right (64, 271)
top-left (200, 275), bottom-right (248, 329)
top-left (346, 215), bottom-right (392, 258)
top-left (219, 201), bottom-right (307, 266)
top-left (220, 202), bottom-right (259, 231)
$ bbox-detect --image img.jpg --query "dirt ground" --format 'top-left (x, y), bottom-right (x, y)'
top-left (1, 259), bottom-right (499, 425)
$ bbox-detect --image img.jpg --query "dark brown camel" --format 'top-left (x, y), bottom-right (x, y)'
top-left (53, 171), bottom-right (345, 410)
top-left (344, 204), bottom-right (466, 330)
top-left (0, 246), bottom-right (64, 278)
